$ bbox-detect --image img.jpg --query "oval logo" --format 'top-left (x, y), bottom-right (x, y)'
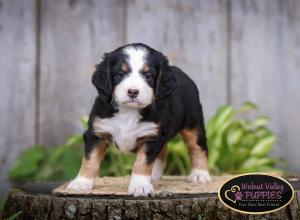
top-left (218, 173), bottom-right (294, 214)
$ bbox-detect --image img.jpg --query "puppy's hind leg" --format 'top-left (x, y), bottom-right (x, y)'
top-left (151, 144), bottom-right (167, 181)
top-left (67, 130), bottom-right (107, 191)
top-left (180, 128), bottom-right (211, 183)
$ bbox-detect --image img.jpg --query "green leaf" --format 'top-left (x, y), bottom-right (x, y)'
top-left (47, 146), bottom-right (66, 164)
top-left (237, 101), bottom-right (257, 113)
top-left (226, 126), bottom-right (243, 147)
top-left (251, 135), bottom-right (276, 157)
top-left (240, 158), bottom-right (278, 172)
top-left (66, 135), bottom-right (83, 147)
top-left (214, 105), bottom-right (234, 128)
top-left (0, 198), bottom-right (6, 212)
top-left (255, 127), bottom-right (272, 138)
top-left (81, 116), bottom-right (89, 130)
top-left (208, 149), bottom-right (219, 168)
top-left (59, 147), bottom-right (82, 179)
top-left (34, 163), bottom-right (58, 181)
top-left (206, 116), bottom-right (217, 138)
top-left (8, 146), bottom-right (46, 180)
top-left (6, 211), bottom-right (23, 220)
top-left (206, 105), bottom-right (233, 138)
top-left (166, 137), bottom-right (190, 175)
top-left (252, 116), bottom-right (270, 128)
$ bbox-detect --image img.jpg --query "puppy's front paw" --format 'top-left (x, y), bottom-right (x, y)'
top-left (188, 169), bottom-right (211, 183)
top-left (66, 176), bottom-right (95, 191)
top-left (128, 174), bottom-right (154, 197)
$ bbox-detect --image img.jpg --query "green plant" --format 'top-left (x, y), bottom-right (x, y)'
top-left (8, 117), bottom-right (136, 181)
top-left (0, 198), bottom-right (5, 212)
top-left (0, 198), bottom-right (22, 220)
top-left (165, 102), bottom-right (282, 175)
top-left (165, 136), bottom-right (191, 175)
top-left (206, 102), bottom-right (282, 174)
top-left (6, 211), bottom-right (23, 220)
top-left (8, 102), bottom-right (283, 182)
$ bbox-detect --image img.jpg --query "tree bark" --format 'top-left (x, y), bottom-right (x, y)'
top-left (2, 179), bottom-right (300, 220)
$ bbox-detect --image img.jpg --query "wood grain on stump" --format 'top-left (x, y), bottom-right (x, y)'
top-left (2, 175), bottom-right (300, 220)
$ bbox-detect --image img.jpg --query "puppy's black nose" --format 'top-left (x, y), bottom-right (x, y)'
top-left (128, 89), bottom-right (139, 98)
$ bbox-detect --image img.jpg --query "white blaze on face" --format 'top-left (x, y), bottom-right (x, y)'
top-left (114, 46), bottom-right (154, 108)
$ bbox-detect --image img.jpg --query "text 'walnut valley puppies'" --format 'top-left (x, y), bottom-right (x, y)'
top-left (67, 43), bottom-right (211, 197)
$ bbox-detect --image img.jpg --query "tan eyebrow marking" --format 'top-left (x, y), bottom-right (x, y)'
top-left (121, 63), bottom-right (129, 72)
top-left (143, 64), bottom-right (150, 72)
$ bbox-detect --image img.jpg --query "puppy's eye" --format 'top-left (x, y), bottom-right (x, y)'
top-left (117, 71), bottom-right (126, 78)
top-left (144, 72), bottom-right (152, 79)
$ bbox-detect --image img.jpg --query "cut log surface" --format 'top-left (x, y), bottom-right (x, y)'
top-left (54, 175), bottom-right (238, 196)
top-left (2, 175), bottom-right (300, 220)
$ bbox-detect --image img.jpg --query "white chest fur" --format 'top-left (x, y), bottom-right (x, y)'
top-left (93, 108), bottom-right (158, 152)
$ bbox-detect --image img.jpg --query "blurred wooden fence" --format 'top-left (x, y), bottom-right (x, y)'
top-left (1, 0), bottom-right (300, 195)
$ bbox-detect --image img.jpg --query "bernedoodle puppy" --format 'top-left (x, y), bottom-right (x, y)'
top-left (67, 43), bottom-right (211, 196)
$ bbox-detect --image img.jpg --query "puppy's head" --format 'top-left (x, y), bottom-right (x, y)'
top-left (92, 43), bottom-right (175, 108)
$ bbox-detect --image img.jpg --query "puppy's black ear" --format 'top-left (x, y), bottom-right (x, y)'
top-left (92, 53), bottom-right (112, 98)
top-left (155, 55), bottom-right (176, 100)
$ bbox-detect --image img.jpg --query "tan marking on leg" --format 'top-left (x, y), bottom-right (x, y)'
top-left (180, 128), bottom-right (208, 170)
top-left (77, 141), bottom-right (107, 179)
top-left (132, 146), bottom-right (153, 175)
top-left (67, 141), bottom-right (107, 191)
top-left (157, 144), bottom-right (167, 161)
top-left (152, 144), bottom-right (167, 180)
top-left (129, 145), bottom-right (155, 196)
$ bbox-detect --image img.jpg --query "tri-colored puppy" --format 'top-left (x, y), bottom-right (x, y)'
top-left (67, 43), bottom-right (211, 196)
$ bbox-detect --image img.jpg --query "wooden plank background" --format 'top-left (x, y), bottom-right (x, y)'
top-left (127, 0), bottom-right (229, 119)
top-left (39, 0), bottom-right (126, 146)
top-left (0, 0), bottom-right (37, 196)
top-left (230, 0), bottom-right (300, 174)
top-left (0, 0), bottom-right (299, 196)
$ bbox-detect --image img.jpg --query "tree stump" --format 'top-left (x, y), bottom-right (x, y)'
top-left (2, 176), bottom-right (300, 220)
